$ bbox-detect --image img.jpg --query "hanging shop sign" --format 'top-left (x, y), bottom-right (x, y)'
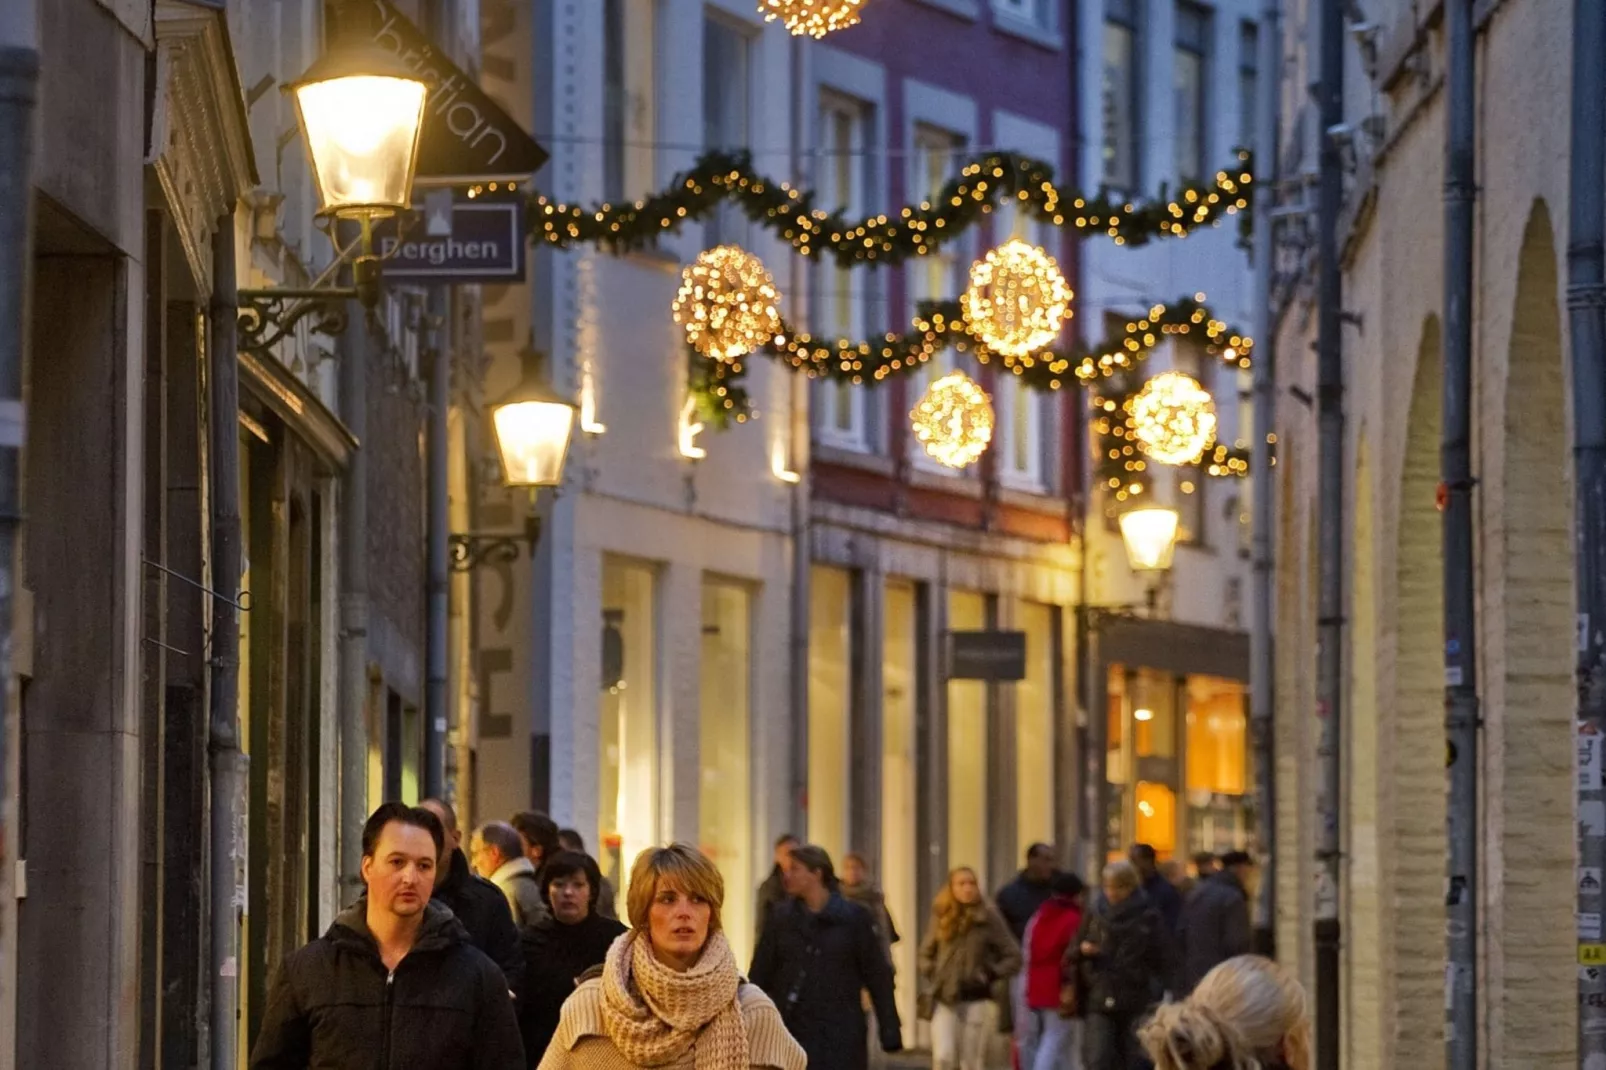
top-left (375, 193), bottom-right (525, 283)
top-left (947, 630), bottom-right (1028, 681)
top-left (349, 0), bottom-right (548, 182)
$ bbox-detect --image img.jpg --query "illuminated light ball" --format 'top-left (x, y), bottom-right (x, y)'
top-left (1129, 371), bottom-right (1218, 466)
top-left (672, 246), bottom-right (782, 362)
top-left (910, 371), bottom-right (994, 469)
top-left (960, 239), bottom-right (1074, 360)
top-left (757, 0), bottom-right (867, 38)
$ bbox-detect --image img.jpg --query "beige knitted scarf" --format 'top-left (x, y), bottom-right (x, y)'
top-left (599, 929), bottom-right (749, 1069)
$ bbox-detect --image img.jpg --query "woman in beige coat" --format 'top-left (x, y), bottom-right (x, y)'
top-left (918, 867), bottom-right (1022, 1070)
top-left (538, 843), bottom-right (806, 1070)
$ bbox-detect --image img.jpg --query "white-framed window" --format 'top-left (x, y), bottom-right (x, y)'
top-left (992, 204), bottom-right (1055, 491)
top-left (1102, 0), bottom-right (1141, 191)
top-left (1174, 1), bottom-right (1211, 181)
top-left (1238, 19), bottom-right (1259, 153)
top-left (994, 0), bottom-right (1054, 29)
top-left (909, 123), bottom-right (971, 475)
top-left (702, 13), bottom-right (751, 246)
top-left (814, 92), bottom-right (878, 451)
top-left (603, 0), bottom-right (657, 204)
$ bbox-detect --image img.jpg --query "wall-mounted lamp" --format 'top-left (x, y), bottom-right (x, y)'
top-left (678, 394), bottom-right (707, 460)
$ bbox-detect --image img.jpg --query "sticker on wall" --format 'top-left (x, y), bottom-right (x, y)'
top-left (1582, 944), bottom-right (1606, 967)
top-left (1584, 868), bottom-right (1604, 897)
top-left (1585, 800), bottom-right (1606, 837)
top-left (1582, 912), bottom-right (1603, 942)
top-left (1582, 724), bottom-right (1605, 793)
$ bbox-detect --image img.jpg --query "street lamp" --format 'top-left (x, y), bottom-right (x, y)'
top-left (238, 41), bottom-right (429, 352)
top-left (1118, 506), bottom-right (1182, 573)
top-left (450, 347), bottom-right (577, 571)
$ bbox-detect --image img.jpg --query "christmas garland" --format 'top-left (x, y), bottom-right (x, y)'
top-left (519, 149), bottom-right (1253, 266)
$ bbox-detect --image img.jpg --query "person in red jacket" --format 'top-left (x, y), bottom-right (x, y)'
top-left (1018, 871), bottom-right (1086, 1070)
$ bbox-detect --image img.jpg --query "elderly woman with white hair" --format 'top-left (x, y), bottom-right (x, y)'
top-left (1139, 955), bottom-right (1310, 1070)
top-left (538, 843), bottom-right (806, 1070)
top-left (1071, 860), bottom-right (1169, 1070)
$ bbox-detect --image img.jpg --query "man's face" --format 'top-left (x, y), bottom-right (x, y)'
top-left (418, 801), bottom-right (459, 856)
top-left (559, 833), bottom-right (582, 853)
top-left (781, 856), bottom-right (818, 897)
top-left (360, 821), bottom-right (438, 920)
top-left (775, 840), bottom-right (798, 868)
top-left (519, 833), bottom-right (543, 868)
top-left (1233, 863), bottom-right (1260, 896)
top-left (1027, 848), bottom-right (1055, 881)
top-left (469, 834), bottom-right (501, 878)
top-left (1128, 847), bottom-right (1156, 879)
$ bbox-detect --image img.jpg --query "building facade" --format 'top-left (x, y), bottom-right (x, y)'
top-left (1267, 1), bottom-right (1575, 1067)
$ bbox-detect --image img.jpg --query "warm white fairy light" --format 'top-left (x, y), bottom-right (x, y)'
top-left (1129, 371), bottom-right (1217, 465)
top-left (960, 239), bottom-right (1074, 361)
top-left (671, 246), bottom-right (782, 362)
top-left (757, 0), bottom-right (868, 38)
top-left (910, 371), bottom-right (994, 469)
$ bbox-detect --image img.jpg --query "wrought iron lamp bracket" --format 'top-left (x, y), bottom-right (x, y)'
top-left (237, 286), bottom-right (358, 355)
top-left (448, 512), bottom-right (544, 572)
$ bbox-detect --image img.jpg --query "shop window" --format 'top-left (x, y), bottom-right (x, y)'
top-left (948, 591), bottom-right (989, 882)
top-left (1135, 781), bottom-right (1177, 857)
top-left (809, 565), bottom-right (854, 858)
top-left (699, 580), bottom-right (753, 964)
top-left (882, 579), bottom-right (920, 1044)
top-left (1186, 675), bottom-right (1247, 795)
top-left (1133, 667), bottom-right (1178, 759)
top-left (600, 559), bottom-right (660, 912)
top-left (1016, 602), bottom-right (1056, 850)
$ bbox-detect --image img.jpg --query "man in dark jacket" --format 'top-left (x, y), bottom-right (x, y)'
top-left (754, 832), bottom-right (799, 945)
top-left (996, 842), bottom-right (1059, 942)
top-left (1177, 849), bottom-right (1254, 993)
top-left (1129, 843), bottom-right (1183, 937)
top-left (750, 844), bottom-right (901, 1070)
top-left (250, 802), bottom-right (526, 1069)
top-left (420, 798), bottom-right (525, 993)
top-left (1074, 861), bottom-right (1168, 1070)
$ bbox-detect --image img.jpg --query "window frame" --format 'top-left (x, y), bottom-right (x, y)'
top-left (991, 203), bottom-right (1055, 492)
top-left (908, 123), bottom-right (974, 476)
top-left (1101, 0), bottom-right (1142, 193)
top-left (701, 12), bottom-right (753, 247)
top-left (603, 0), bottom-right (659, 205)
top-left (1174, 0), bottom-right (1212, 182)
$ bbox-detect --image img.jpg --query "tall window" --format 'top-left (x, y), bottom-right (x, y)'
top-left (910, 124), bottom-right (969, 472)
top-left (1016, 603), bottom-right (1057, 850)
top-left (600, 560), bottom-right (660, 915)
top-left (815, 94), bottom-right (876, 451)
top-left (947, 591), bottom-right (989, 882)
top-left (1239, 20), bottom-right (1259, 153)
top-left (1174, 1), bottom-right (1211, 181)
top-left (882, 580), bottom-right (920, 1044)
top-left (993, 204), bottom-right (1053, 491)
top-left (1102, 0), bottom-right (1140, 191)
top-left (699, 580), bottom-right (754, 965)
top-left (994, 0), bottom-right (1054, 29)
top-left (808, 566), bottom-right (854, 859)
top-left (1170, 340), bottom-right (1210, 543)
top-left (603, 0), bottom-right (657, 203)
top-left (703, 15), bottom-right (751, 246)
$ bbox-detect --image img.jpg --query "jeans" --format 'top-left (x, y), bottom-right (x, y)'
top-left (931, 1000), bottom-right (993, 1070)
top-left (1019, 1009), bottom-right (1081, 1070)
top-left (1083, 1012), bottom-right (1143, 1070)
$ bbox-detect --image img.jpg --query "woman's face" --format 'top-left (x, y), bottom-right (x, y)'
top-left (842, 856), bottom-right (867, 887)
top-left (648, 877), bottom-right (713, 971)
top-left (1104, 880), bottom-right (1131, 904)
top-left (951, 870), bottom-right (980, 905)
top-left (549, 871), bottom-right (592, 925)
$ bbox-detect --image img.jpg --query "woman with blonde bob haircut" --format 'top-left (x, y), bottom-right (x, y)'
top-left (539, 843), bottom-right (806, 1070)
top-left (1137, 955), bottom-right (1311, 1070)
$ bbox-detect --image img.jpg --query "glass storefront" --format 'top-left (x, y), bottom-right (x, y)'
top-left (808, 566), bottom-right (854, 859)
top-left (599, 559), bottom-right (660, 915)
top-left (1016, 602), bottom-right (1056, 851)
top-left (1106, 662), bottom-right (1249, 860)
top-left (947, 591), bottom-right (989, 883)
top-left (882, 580), bottom-right (919, 1043)
top-left (699, 580), bottom-right (754, 965)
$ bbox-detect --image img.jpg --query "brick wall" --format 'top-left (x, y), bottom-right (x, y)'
top-left (366, 343), bottom-right (427, 703)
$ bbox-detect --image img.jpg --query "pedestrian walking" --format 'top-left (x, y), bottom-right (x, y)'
top-left (1017, 871), bottom-right (1085, 1070)
top-left (1176, 850), bottom-right (1254, 995)
top-left (419, 798), bottom-right (527, 993)
top-left (840, 851), bottom-right (900, 963)
top-left (1189, 853), bottom-right (1220, 882)
top-left (513, 810), bottom-right (564, 884)
top-left (475, 821), bottom-right (552, 928)
top-left (996, 843), bottom-right (1060, 943)
top-left (1127, 845), bottom-right (1182, 939)
top-left (537, 842), bottom-right (807, 1070)
top-left (560, 827), bottom-right (620, 920)
top-left (918, 866), bottom-right (1022, 1070)
top-left (250, 802), bottom-right (526, 1069)
top-left (1071, 861), bottom-right (1167, 1070)
top-left (1137, 956), bottom-right (1310, 1070)
top-left (754, 833), bottom-right (799, 946)
top-left (519, 850), bottom-right (629, 1064)
top-left (749, 844), bottom-right (903, 1070)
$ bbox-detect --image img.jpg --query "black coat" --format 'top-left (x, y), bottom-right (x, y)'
top-left (1073, 890), bottom-right (1168, 1019)
top-left (1142, 873), bottom-right (1184, 937)
top-left (517, 911), bottom-right (627, 1064)
top-left (755, 866), bottom-right (789, 946)
top-left (750, 893), bottom-right (902, 1070)
top-left (433, 847), bottom-right (526, 993)
top-left (995, 872), bottom-right (1056, 943)
top-left (1177, 871), bottom-right (1251, 993)
top-left (250, 900), bottom-right (527, 1070)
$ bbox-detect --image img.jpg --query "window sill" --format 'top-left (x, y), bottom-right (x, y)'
top-left (992, 9), bottom-right (1063, 50)
top-left (998, 483), bottom-right (1061, 511)
top-left (912, 0), bottom-right (981, 21)
top-left (909, 463), bottom-right (984, 498)
top-left (812, 442), bottom-right (897, 477)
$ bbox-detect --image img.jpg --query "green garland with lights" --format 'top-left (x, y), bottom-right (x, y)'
top-left (520, 149), bottom-right (1253, 267)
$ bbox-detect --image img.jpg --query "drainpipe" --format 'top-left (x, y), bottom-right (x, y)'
top-left (1248, 0), bottom-right (1281, 960)
top-left (1311, 0), bottom-right (1345, 1064)
top-left (207, 216), bottom-right (247, 1070)
top-left (1441, 2), bottom-right (1479, 1066)
top-left (338, 292), bottom-right (371, 898)
top-left (1568, 0), bottom-right (1606, 1063)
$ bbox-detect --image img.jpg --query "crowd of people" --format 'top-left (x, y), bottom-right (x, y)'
top-left (247, 801), bottom-right (1306, 1070)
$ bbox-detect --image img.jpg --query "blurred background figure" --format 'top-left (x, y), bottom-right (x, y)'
top-left (1072, 861), bottom-right (1166, 1070)
top-left (918, 866), bottom-right (1021, 1070)
top-left (558, 828), bottom-right (619, 920)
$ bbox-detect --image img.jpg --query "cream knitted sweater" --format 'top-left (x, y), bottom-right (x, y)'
top-left (537, 980), bottom-right (806, 1070)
